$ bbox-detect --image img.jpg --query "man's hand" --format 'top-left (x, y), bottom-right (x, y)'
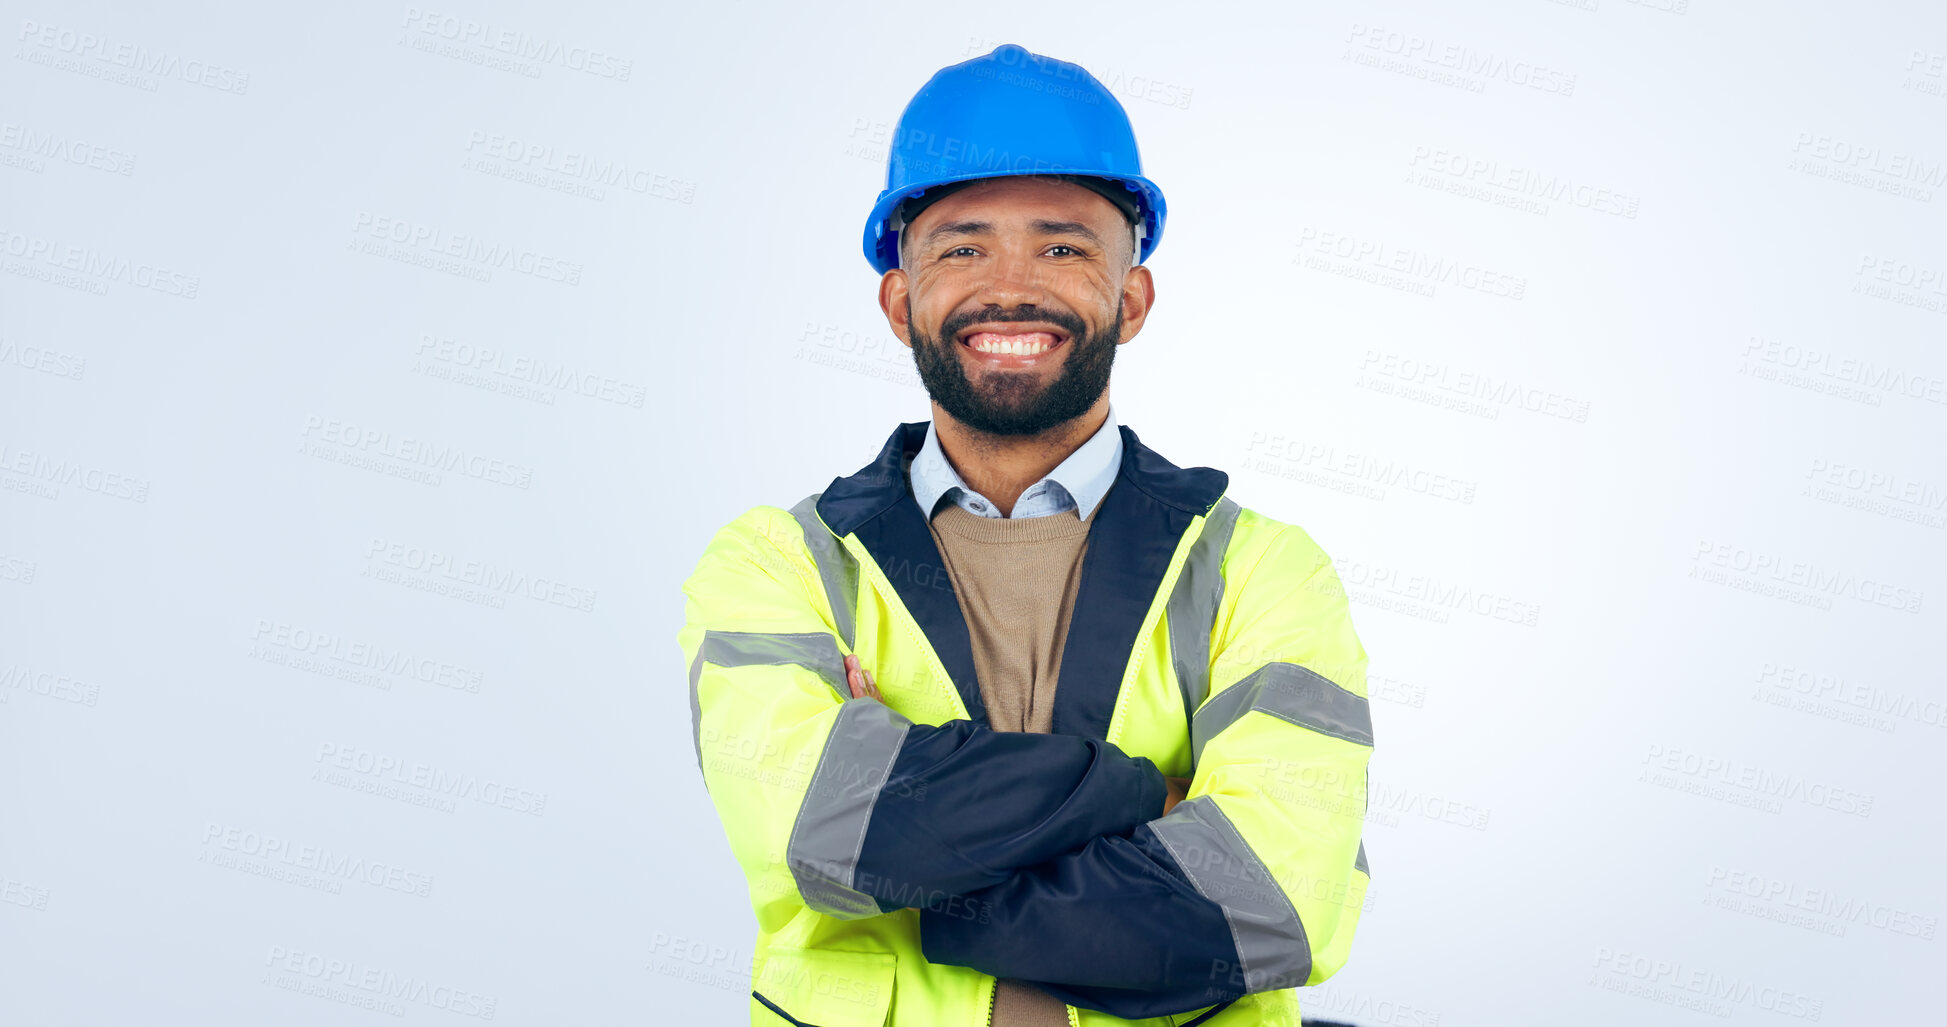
top-left (1162, 776), bottom-right (1191, 816)
top-left (844, 653), bottom-right (881, 700)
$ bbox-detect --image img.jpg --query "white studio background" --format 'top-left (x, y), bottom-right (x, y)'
top-left (2, 1), bottom-right (1941, 1024)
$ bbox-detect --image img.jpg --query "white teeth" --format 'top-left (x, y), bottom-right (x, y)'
top-left (968, 334), bottom-right (1055, 354)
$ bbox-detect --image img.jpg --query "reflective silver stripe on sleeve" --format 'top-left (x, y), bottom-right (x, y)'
top-left (787, 699), bottom-right (913, 919)
top-left (1355, 841), bottom-right (1368, 876)
top-left (1166, 497), bottom-right (1241, 730)
top-left (689, 630), bottom-right (851, 775)
top-left (1191, 662), bottom-right (1373, 766)
top-left (689, 647), bottom-right (706, 774)
top-left (1149, 796), bottom-right (1311, 993)
top-left (790, 493), bottom-right (860, 651)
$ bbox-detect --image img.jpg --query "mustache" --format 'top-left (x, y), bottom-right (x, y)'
top-left (935, 305), bottom-right (1088, 343)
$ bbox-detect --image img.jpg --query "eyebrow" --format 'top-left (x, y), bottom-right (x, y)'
top-left (1028, 220), bottom-right (1103, 246)
top-left (923, 218), bottom-right (1106, 250)
top-left (923, 220), bottom-right (994, 247)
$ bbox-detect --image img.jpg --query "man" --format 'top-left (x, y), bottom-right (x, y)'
top-left (678, 43), bottom-right (1374, 1027)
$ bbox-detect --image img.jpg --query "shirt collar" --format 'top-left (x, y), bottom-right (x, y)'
top-left (910, 403), bottom-right (1123, 520)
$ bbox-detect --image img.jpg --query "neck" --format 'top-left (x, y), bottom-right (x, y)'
top-left (931, 396), bottom-right (1109, 517)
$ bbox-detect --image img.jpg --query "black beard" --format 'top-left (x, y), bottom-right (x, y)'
top-left (908, 299), bottom-right (1121, 437)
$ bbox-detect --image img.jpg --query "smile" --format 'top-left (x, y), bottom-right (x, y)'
top-left (965, 332), bottom-right (1060, 355)
top-left (954, 323), bottom-right (1072, 360)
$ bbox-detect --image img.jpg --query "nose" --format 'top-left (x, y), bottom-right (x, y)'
top-left (974, 246), bottom-right (1048, 310)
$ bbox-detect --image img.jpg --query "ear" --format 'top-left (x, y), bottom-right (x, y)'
top-left (878, 268), bottom-right (914, 348)
top-left (1116, 264), bottom-right (1156, 344)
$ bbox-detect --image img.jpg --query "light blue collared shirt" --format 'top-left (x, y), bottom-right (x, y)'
top-left (909, 404), bottom-right (1123, 520)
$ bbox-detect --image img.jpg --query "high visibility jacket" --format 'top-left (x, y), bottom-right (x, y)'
top-left (678, 421), bottom-right (1373, 1027)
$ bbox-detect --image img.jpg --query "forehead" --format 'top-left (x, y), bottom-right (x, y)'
top-left (908, 177), bottom-right (1126, 237)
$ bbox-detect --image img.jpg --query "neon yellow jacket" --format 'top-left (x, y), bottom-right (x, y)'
top-left (678, 422), bottom-right (1373, 1027)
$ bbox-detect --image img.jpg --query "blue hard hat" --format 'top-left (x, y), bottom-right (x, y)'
top-left (862, 43), bottom-right (1167, 275)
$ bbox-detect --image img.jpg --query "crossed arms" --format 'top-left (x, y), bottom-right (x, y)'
top-left (680, 506), bottom-right (1372, 1019)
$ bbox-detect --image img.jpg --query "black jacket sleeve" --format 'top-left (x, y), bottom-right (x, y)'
top-left (916, 824), bottom-right (1244, 1019)
top-left (854, 719), bottom-right (1167, 912)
